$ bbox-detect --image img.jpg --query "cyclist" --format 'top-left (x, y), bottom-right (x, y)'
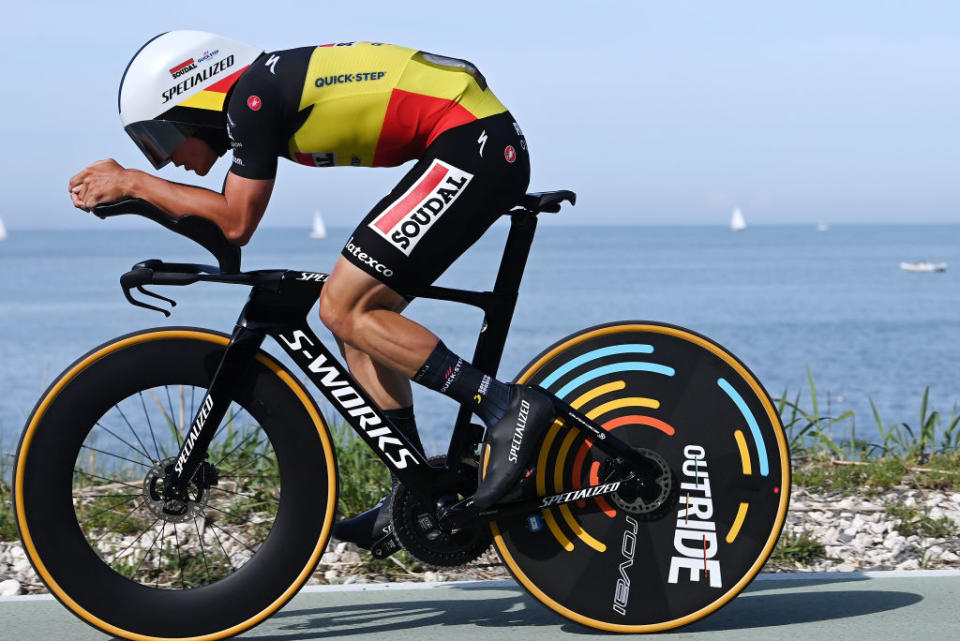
top-left (68, 31), bottom-right (556, 554)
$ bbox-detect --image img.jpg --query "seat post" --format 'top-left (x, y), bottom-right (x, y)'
top-left (468, 213), bottom-right (538, 378)
top-left (446, 212), bottom-right (539, 463)
top-left (493, 213), bottom-right (538, 296)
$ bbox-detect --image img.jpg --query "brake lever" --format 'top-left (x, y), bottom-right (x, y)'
top-left (119, 267), bottom-right (178, 316)
top-left (122, 285), bottom-right (172, 317)
top-left (137, 286), bottom-right (177, 309)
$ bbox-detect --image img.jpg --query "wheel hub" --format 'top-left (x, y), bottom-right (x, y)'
top-left (142, 457), bottom-right (217, 523)
top-left (606, 448), bottom-right (676, 519)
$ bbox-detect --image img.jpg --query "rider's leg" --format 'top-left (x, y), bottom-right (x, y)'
top-left (324, 110), bottom-right (545, 516)
top-left (336, 338), bottom-right (425, 457)
top-left (319, 259), bottom-right (513, 426)
top-left (337, 338), bottom-right (413, 410)
top-left (319, 259), bottom-right (554, 509)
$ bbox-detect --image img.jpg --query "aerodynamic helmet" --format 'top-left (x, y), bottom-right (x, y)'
top-left (118, 31), bottom-right (262, 169)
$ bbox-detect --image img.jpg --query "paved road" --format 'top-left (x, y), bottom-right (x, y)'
top-left (1, 572), bottom-right (958, 640)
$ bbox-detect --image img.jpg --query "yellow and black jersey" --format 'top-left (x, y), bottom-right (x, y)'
top-left (220, 42), bottom-right (508, 179)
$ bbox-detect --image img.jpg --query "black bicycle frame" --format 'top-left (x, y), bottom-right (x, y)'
top-left (161, 211), bottom-right (659, 524)
top-left (165, 212), bottom-right (537, 501)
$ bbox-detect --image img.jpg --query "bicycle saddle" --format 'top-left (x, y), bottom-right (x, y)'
top-left (520, 190), bottom-right (577, 213)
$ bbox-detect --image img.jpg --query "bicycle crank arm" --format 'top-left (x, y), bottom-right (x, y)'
top-left (438, 476), bottom-right (634, 530)
top-left (549, 395), bottom-right (668, 483)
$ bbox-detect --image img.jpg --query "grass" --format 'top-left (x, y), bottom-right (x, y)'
top-left (780, 368), bottom-right (960, 493)
top-left (331, 421), bottom-right (392, 518)
top-left (769, 529), bottom-right (828, 565)
top-left (1, 444), bottom-right (16, 541)
top-left (886, 503), bottom-right (957, 539)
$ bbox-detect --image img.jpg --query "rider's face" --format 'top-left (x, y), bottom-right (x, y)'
top-left (170, 137), bottom-right (218, 176)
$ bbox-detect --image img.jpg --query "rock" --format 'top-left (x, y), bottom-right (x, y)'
top-left (837, 498), bottom-right (856, 510)
top-left (897, 559), bottom-right (920, 570)
top-left (320, 552), bottom-right (340, 564)
top-left (0, 580), bottom-right (22, 597)
top-left (12, 560), bottom-right (32, 575)
top-left (323, 569), bottom-right (343, 584)
top-left (941, 551), bottom-right (960, 563)
top-left (869, 522), bottom-right (888, 535)
top-left (339, 551), bottom-right (362, 564)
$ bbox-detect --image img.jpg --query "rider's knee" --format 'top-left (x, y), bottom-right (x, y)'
top-left (318, 289), bottom-right (355, 341)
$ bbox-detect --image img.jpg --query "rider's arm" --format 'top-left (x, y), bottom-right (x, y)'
top-left (121, 170), bottom-right (274, 246)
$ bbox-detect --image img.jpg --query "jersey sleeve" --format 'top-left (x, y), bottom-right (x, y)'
top-left (225, 68), bottom-right (282, 180)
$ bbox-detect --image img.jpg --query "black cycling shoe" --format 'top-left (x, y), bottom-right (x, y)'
top-left (472, 384), bottom-right (556, 510)
top-left (331, 495), bottom-right (401, 559)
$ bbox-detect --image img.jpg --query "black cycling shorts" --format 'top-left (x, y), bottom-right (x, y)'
top-left (341, 111), bottom-right (530, 295)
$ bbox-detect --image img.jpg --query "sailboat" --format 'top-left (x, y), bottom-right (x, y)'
top-left (309, 212), bottom-right (327, 239)
top-left (817, 221), bottom-right (829, 232)
top-left (0, 216), bottom-right (7, 241)
top-left (729, 208), bottom-right (746, 232)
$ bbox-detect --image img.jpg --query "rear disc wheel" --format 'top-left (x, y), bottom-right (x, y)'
top-left (492, 321), bottom-right (790, 632)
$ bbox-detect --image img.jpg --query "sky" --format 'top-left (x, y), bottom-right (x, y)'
top-left (1, 1), bottom-right (958, 229)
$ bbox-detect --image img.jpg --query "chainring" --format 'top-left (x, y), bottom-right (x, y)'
top-left (391, 455), bottom-right (492, 567)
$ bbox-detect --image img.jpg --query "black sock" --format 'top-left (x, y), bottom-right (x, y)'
top-left (413, 341), bottom-right (511, 427)
top-left (383, 406), bottom-right (423, 455)
top-left (383, 406), bottom-right (423, 487)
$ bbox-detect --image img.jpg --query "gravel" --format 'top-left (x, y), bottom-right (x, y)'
top-left (3, 485), bottom-right (958, 596)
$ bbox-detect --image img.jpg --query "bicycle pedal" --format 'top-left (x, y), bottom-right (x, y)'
top-left (370, 532), bottom-right (401, 559)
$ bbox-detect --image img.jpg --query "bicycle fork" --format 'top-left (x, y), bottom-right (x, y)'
top-left (160, 326), bottom-right (267, 511)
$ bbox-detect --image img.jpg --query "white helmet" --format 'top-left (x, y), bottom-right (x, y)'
top-left (119, 31), bottom-right (263, 168)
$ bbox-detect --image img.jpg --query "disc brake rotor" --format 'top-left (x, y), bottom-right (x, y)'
top-left (142, 457), bottom-right (215, 523)
top-left (606, 448), bottom-right (677, 520)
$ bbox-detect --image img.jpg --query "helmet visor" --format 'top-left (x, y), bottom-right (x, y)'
top-left (124, 121), bottom-right (195, 169)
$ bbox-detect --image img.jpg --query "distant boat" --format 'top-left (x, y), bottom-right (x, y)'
top-left (730, 208), bottom-right (746, 231)
top-left (900, 261), bottom-right (947, 273)
top-left (0, 216), bottom-right (7, 241)
top-left (817, 221), bottom-right (829, 232)
top-left (309, 212), bottom-right (327, 239)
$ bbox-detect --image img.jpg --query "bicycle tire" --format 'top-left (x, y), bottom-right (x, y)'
top-left (493, 321), bottom-right (790, 632)
top-left (13, 328), bottom-right (337, 641)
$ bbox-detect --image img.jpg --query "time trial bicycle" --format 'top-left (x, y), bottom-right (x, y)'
top-left (12, 191), bottom-right (790, 639)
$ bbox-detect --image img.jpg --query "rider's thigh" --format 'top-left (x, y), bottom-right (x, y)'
top-left (318, 257), bottom-right (407, 335)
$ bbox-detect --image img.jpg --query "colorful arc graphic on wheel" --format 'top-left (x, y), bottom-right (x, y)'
top-left (534, 344), bottom-right (678, 553)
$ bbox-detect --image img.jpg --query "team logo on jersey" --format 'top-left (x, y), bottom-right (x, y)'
top-left (247, 95), bottom-right (262, 111)
top-left (265, 54), bottom-right (280, 74)
top-left (504, 145), bottom-right (517, 163)
top-left (294, 152), bottom-right (336, 167)
top-left (368, 159), bottom-right (473, 255)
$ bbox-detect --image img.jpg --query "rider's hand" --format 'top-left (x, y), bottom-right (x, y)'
top-left (69, 159), bottom-right (130, 212)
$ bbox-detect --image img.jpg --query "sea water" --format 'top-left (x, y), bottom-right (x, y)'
top-left (1, 223), bottom-right (958, 453)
